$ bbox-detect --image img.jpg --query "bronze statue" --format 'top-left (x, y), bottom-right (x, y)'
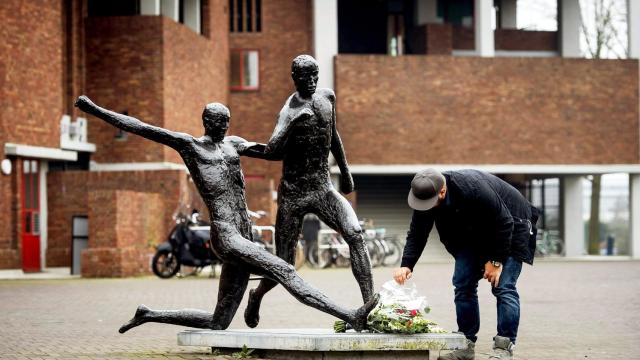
top-left (74, 96), bottom-right (378, 333)
top-left (243, 55), bottom-right (374, 328)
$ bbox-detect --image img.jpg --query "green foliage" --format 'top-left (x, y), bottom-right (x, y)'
top-left (332, 303), bottom-right (447, 334)
top-left (232, 344), bottom-right (255, 359)
top-left (334, 320), bottom-right (347, 333)
top-left (366, 303), bottom-right (446, 334)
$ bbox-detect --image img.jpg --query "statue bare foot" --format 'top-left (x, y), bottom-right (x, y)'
top-left (349, 293), bottom-right (380, 332)
top-left (244, 289), bottom-right (261, 328)
top-left (119, 304), bottom-right (151, 333)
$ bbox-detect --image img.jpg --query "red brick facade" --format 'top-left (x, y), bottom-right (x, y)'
top-left (46, 169), bottom-right (202, 269)
top-left (1, 0), bottom-right (639, 275)
top-left (228, 0), bottom-right (313, 186)
top-left (85, 16), bottom-right (167, 163)
top-left (335, 55), bottom-right (639, 165)
top-left (451, 27), bottom-right (557, 52)
top-left (81, 190), bottom-right (163, 277)
top-left (0, 0), bottom-right (65, 270)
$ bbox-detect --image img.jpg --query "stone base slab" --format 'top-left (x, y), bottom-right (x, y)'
top-left (178, 328), bottom-right (467, 358)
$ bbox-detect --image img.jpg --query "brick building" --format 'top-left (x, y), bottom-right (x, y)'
top-left (1, 0), bottom-right (639, 275)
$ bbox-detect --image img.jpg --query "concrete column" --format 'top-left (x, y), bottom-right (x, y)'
top-left (39, 161), bottom-right (48, 270)
top-left (563, 176), bottom-right (585, 257)
top-left (630, 174), bottom-right (640, 258)
top-left (184, 0), bottom-right (201, 33)
top-left (559, 0), bottom-right (582, 57)
top-left (140, 0), bottom-right (161, 15)
top-left (313, 0), bottom-right (338, 89)
top-left (416, 0), bottom-right (442, 25)
top-left (629, 0), bottom-right (640, 58)
top-left (500, 0), bottom-right (517, 29)
top-left (474, 0), bottom-right (495, 57)
top-left (161, 0), bottom-right (179, 21)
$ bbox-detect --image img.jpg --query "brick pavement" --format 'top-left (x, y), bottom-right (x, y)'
top-left (1, 261), bottom-right (639, 359)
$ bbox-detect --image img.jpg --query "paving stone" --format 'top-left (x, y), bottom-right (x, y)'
top-left (0, 261), bottom-right (639, 359)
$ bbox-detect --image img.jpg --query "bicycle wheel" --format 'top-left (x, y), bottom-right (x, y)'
top-left (382, 239), bottom-right (403, 266)
top-left (308, 241), bottom-right (333, 269)
top-left (294, 240), bottom-right (305, 270)
top-left (367, 240), bottom-right (382, 267)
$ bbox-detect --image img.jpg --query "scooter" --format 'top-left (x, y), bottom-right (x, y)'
top-left (151, 211), bottom-right (222, 279)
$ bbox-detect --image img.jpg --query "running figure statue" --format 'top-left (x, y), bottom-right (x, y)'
top-left (75, 95), bottom-right (378, 333)
top-left (243, 55), bottom-right (374, 328)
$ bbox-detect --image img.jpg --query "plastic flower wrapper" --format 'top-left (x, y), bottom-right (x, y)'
top-left (334, 280), bottom-right (448, 334)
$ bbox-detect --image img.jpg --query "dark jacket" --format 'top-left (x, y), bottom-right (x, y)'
top-left (400, 170), bottom-right (539, 270)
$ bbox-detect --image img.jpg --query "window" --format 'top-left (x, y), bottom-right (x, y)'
top-left (231, 49), bottom-right (259, 91)
top-left (229, 0), bottom-right (262, 32)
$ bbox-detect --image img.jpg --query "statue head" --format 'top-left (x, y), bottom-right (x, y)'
top-left (202, 103), bottom-right (230, 141)
top-left (291, 55), bottom-right (319, 98)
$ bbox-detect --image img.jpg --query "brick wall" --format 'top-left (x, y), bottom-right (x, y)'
top-left (495, 29), bottom-right (557, 52)
top-left (452, 26), bottom-right (558, 52)
top-left (85, 16), bottom-right (166, 163)
top-left (81, 190), bottom-right (163, 277)
top-left (46, 169), bottom-right (192, 270)
top-left (46, 171), bottom-right (88, 266)
top-left (0, 159), bottom-right (21, 269)
top-left (0, 0), bottom-right (65, 269)
top-left (411, 24), bottom-right (453, 55)
top-left (86, 11), bottom-right (228, 165)
top-left (335, 55), bottom-right (639, 165)
top-left (0, 0), bottom-right (64, 151)
top-left (163, 14), bottom-right (228, 163)
top-left (63, 0), bottom-right (87, 118)
top-left (245, 179), bottom-right (276, 225)
top-left (228, 0), bottom-right (313, 181)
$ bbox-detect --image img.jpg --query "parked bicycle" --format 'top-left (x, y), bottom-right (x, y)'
top-left (306, 227), bottom-right (404, 269)
top-left (535, 229), bottom-right (564, 257)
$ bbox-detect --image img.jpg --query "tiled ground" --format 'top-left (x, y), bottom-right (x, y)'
top-left (1, 260), bottom-right (639, 359)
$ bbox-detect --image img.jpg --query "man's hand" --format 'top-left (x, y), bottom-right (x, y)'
top-left (341, 172), bottom-right (355, 194)
top-left (393, 267), bottom-right (412, 285)
top-left (483, 261), bottom-right (503, 287)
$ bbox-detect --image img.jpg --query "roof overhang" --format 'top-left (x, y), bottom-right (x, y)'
top-left (4, 143), bottom-right (77, 161)
top-left (331, 164), bottom-right (640, 176)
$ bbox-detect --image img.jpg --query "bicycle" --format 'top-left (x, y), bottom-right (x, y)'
top-left (535, 229), bottom-right (564, 257)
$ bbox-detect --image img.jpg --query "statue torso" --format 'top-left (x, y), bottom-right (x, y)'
top-left (281, 92), bottom-right (333, 190)
top-left (180, 138), bottom-right (251, 238)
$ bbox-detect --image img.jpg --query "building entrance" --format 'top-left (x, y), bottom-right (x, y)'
top-left (21, 159), bottom-right (40, 272)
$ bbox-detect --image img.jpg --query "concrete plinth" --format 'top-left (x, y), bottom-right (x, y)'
top-left (178, 328), bottom-right (467, 359)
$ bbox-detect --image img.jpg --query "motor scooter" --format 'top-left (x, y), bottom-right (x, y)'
top-left (151, 211), bottom-right (222, 279)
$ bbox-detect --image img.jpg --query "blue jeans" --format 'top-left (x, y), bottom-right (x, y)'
top-left (452, 251), bottom-right (522, 343)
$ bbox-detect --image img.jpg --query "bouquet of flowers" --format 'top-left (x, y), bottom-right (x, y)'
top-left (334, 280), bottom-right (447, 334)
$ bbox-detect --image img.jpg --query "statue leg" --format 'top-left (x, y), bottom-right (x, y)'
top-left (245, 203), bottom-right (303, 327)
top-left (214, 223), bottom-right (378, 331)
top-left (210, 262), bottom-right (251, 328)
top-left (119, 262), bottom-right (249, 333)
top-left (315, 189), bottom-right (374, 303)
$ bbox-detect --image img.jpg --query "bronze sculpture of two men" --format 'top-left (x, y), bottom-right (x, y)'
top-left (75, 55), bottom-right (376, 333)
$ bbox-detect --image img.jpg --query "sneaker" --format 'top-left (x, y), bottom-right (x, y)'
top-left (437, 340), bottom-right (475, 360)
top-left (487, 336), bottom-right (514, 359)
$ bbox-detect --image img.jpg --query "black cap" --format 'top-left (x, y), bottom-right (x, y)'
top-left (407, 168), bottom-right (445, 211)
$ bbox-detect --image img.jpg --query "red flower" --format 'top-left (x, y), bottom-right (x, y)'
top-left (409, 309), bottom-right (418, 317)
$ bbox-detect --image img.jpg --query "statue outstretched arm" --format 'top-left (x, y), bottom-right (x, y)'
top-left (75, 95), bottom-right (192, 150)
top-left (225, 136), bottom-right (280, 160)
top-left (329, 98), bottom-right (354, 194)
